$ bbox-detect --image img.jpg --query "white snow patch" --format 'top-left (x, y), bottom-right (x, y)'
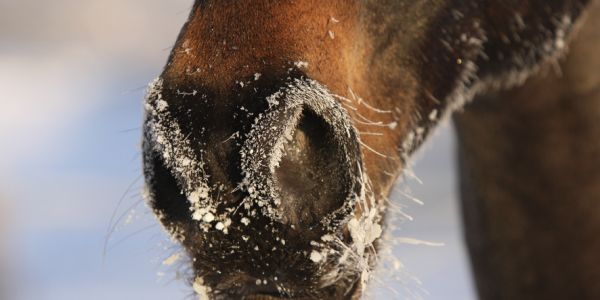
top-left (294, 61), bottom-right (308, 68)
top-left (141, 185), bottom-right (150, 199)
top-left (193, 277), bottom-right (210, 299)
top-left (429, 109), bottom-right (438, 121)
top-left (203, 213), bottom-right (214, 223)
top-left (321, 234), bottom-right (335, 242)
top-left (215, 222), bottom-right (224, 230)
top-left (162, 253), bottom-right (180, 265)
top-left (310, 250), bottom-right (323, 263)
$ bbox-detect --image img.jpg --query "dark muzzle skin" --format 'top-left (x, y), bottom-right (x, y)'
top-left (140, 0), bottom-right (598, 299)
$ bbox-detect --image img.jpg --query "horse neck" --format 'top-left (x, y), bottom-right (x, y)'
top-left (454, 3), bottom-right (600, 298)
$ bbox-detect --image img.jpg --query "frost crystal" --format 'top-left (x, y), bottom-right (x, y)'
top-left (193, 277), bottom-right (210, 300)
top-left (310, 250), bottom-right (323, 262)
top-left (162, 253), bottom-right (180, 265)
top-left (215, 222), bottom-right (224, 230)
top-left (293, 61), bottom-right (308, 68)
top-left (203, 213), bottom-right (215, 223)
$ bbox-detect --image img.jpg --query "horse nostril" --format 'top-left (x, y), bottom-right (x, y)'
top-left (240, 79), bottom-right (361, 227)
top-left (273, 109), bottom-right (352, 228)
top-left (143, 143), bottom-right (191, 228)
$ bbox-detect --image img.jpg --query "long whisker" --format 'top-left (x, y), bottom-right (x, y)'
top-left (106, 224), bottom-right (160, 253)
top-left (359, 140), bottom-right (387, 158)
top-left (103, 175), bottom-right (143, 268)
top-left (357, 97), bottom-right (391, 114)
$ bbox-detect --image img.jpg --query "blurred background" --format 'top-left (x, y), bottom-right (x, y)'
top-left (0, 0), bottom-right (476, 299)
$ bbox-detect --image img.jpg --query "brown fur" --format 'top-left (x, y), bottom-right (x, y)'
top-left (455, 3), bottom-right (600, 299)
top-left (160, 0), bottom-right (408, 203)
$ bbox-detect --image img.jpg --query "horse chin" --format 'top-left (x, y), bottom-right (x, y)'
top-left (199, 268), bottom-right (361, 300)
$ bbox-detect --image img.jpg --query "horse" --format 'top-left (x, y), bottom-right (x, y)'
top-left (140, 0), bottom-right (600, 299)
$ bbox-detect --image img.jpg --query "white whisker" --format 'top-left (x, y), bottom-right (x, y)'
top-left (358, 131), bottom-right (384, 136)
top-left (393, 187), bottom-right (424, 205)
top-left (354, 112), bottom-right (397, 129)
top-left (331, 94), bottom-right (353, 103)
top-left (348, 87), bottom-right (357, 101)
top-left (359, 140), bottom-right (387, 158)
top-left (340, 101), bottom-right (358, 110)
top-left (221, 131), bottom-right (239, 144)
top-left (358, 97), bottom-right (391, 114)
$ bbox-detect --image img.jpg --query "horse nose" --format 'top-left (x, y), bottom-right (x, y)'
top-left (273, 109), bottom-right (352, 228)
top-left (240, 79), bottom-right (362, 229)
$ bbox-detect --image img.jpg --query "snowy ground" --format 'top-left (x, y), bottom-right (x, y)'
top-left (0, 1), bottom-right (476, 299)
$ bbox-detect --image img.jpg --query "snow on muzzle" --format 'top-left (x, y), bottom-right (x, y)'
top-left (142, 76), bottom-right (364, 235)
top-left (142, 77), bottom-right (372, 298)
